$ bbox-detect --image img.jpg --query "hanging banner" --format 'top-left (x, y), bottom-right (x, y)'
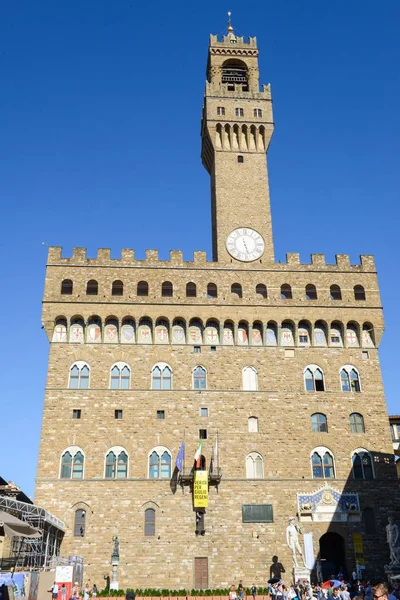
top-left (352, 533), bottom-right (365, 566)
top-left (303, 532), bottom-right (315, 570)
top-left (194, 470), bottom-right (208, 508)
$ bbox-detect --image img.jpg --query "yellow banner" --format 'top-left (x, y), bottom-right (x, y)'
top-left (352, 533), bottom-right (365, 566)
top-left (194, 470), bottom-right (208, 508)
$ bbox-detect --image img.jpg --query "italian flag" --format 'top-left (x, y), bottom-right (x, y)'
top-left (194, 439), bottom-right (203, 468)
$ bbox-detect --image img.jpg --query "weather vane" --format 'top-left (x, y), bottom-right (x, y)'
top-left (227, 11), bottom-right (233, 34)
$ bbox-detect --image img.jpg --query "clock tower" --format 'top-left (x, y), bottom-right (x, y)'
top-left (201, 16), bottom-right (275, 264)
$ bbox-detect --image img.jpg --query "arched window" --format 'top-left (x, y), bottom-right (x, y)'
top-left (350, 413), bottom-right (365, 433)
top-left (205, 320), bottom-right (219, 344)
top-left (330, 322), bottom-right (343, 346)
top-left (138, 317), bottom-right (152, 343)
top-left (242, 366), bottom-right (258, 391)
top-left (298, 321), bottom-right (311, 346)
top-left (74, 509), bottom-right (86, 537)
top-left (352, 450), bottom-right (374, 480)
top-left (152, 363), bottom-right (172, 390)
top-left (354, 285), bottom-right (366, 301)
top-left (248, 417), bottom-right (258, 433)
top-left (137, 281), bottom-right (148, 296)
top-left (162, 281), bottom-right (173, 297)
top-left (86, 280), bottom-right (98, 295)
top-left (330, 285), bottom-right (342, 300)
top-left (112, 280), bottom-right (123, 296)
top-left (110, 362), bottom-right (130, 389)
top-left (144, 508), bottom-right (156, 536)
top-left (281, 284), bottom-right (292, 299)
top-left (172, 318), bottom-right (186, 344)
top-left (222, 59), bottom-right (249, 92)
top-left (238, 321), bottom-right (249, 345)
top-left (311, 413), bottom-right (328, 433)
top-left (60, 447), bottom-right (84, 479)
top-left (69, 362), bottom-right (90, 389)
top-left (104, 318), bottom-right (119, 343)
top-left (193, 366), bottom-right (207, 390)
top-left (231, 283), bottom-right (242, 298)
top-left (87, 316), bottom-right (102, 343)
top-left (69, 317), bottom-right (84, 343)
top-left (340, 366), bottom-right (361, 392)
top-left (311, 447), bottom-right (335, 479)
top-left (149, 447), bottom-right (171, 479)
top-left (304, 365), bottom-right (325, 392)
top-left (105, 447), bottom-right (128, 479)
top-left (305, 284), bottom-right (317, 300)
top-left (207, 283), bottom-right (218, 299)
top-left (186, 282), bottom-right (197, 297)
top-left (61, 279), bottom-right (73, 295)
top-left (256, 284), bottom-right (268, 299)
top-left (246, 452), bottom-right (264, 479)
top-left (252, 321), bottom-right (263, 345)
top-left (52, 318), bottom-right (67, 343)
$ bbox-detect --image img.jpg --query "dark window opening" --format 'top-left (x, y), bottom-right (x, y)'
top-left (137, 281), bottom-right (148, 296)
top-left (199, 429), bottom-right (207, 440)
top-left (162, 281), bottom-right (173, 297)
top-left (112, 280), bottom-right (123, 296)
top-left (74, 509), bottom-right (86, 537)
top-left (207, 283), bottom-right (218, 298)
top-left (86, 280), bottom-right (98, 295)
top-left (115, 409), bottom-right (123, 420)
top-left (144, 508), bottom-right (155, 536)
top-left (186, 282), bottom-right (197, 297)
top-left (281, 284), bottom-right (292, 299)
top-left (72, 409), bottom-right (81, 420)
top-left (354, 285), bottom-right (366, 301)
top-left (157, 410), bottom-right (165, 420)
top-left (61, 279), bottom-right (73, 295)
top-left (237, 155), bottom-right (244, 163)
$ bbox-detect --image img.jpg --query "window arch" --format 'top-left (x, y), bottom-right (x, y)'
top-left (298, 320), bottom-right (311, 346)
top-left (242, 366), bottom-right (258, 391)
top-left (354, 285), bottom-right (366, 301)
top-left (221, 58), bottom-right (249, 91)
top-left (352, 449), bottom-right (374, 480)
top-left (330, 321), bottom-right (343, 346)
top-left (340, 366), bottom-right (361, 392)
top-left (231, 283), bottom-right (243, 298)
top-left (105, 446), bottom-right (128, 479)
top-left (246, 452), bottom-right (264, 479)
top-left (74, 509), bottom-right (86, 537)
top-left (52, 317), bottom-right (67, 343)
top-left (311, 447), bottom-right (335, 479)
top-left (350, 413), bottom-right (365, 433)
top-left (305, 284), bottom-right (317, 300)
top-left (152, 362), bottom-right (172, 390)
top-left (69, 362), bottom-right (90, 389)
top-left (137, 281), bottom-right (148, 296)
top-left (193, 366), bottom-right (207, 390)
top-left (304, 365), bottom-right (325, 392)
top-left (205, 319), bottom-right (219, 344)
top-left (256, 284), bottom-right (268, 299)
top-left (60, 447), bottom-right (84, 479)
top-left (281, 284), bottom-right (292, 299)
top-left (207, 283), bottom-right (218, 299)
top-left (186, 282), bottom-right (197, 297)
top-left (69, 317), bottom-right (85, 343)
top-left (86, 280), bottom-right (98, 295)
top-left (104, 318), bottom-right (118, 343)
top-left (148, 446), bottom-right (171, 479)
top-left (248, 417), bottom-right (258, 433)
top-left (162, 281), bottom-right (173, 297)
top-left (87, 315), bottom-right (102, 343)
top-left (110, 362), bottom-right (130, 389)
top-left (144, 508), bottom-right (156, 536)
top-left (330, 284), bottom-right (342, 300)
top-left (311, 413), bottom-right (328, 433)
top-left (112, 280), bottom-right (123, 296)
top-left (61, 279), bottom-right (73, 295)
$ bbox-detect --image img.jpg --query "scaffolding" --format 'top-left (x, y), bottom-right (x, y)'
top-left (0, 495), bottom-right (65, 570)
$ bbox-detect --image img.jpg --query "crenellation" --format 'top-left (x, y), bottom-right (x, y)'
top-left (311, 254), bottom-right (326, 266)
top-left (360, 254), bottom-right (376, 270)
top-left (145, 249), bottom-right (159, 262)
top-left (72, 247), bottom-right (87, 263)
top-left (335, 254), bottom-right (351, 268)
top-left (97, 248), bottom-right (111, 262)
top-left (170, 250), bottom-right (183, 264)
top-left (286, 253), bottom-right (300, 265)
top-left (121, 248), bottom-right (135, 262)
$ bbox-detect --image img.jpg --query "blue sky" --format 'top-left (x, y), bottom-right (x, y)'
top-left (1, 1), bottom-right (399, 497)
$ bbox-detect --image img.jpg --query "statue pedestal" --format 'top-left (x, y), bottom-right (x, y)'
top-left (293, 566), bottom-right (311, 584)
top-left (110, 558), bottom-right (119, 590)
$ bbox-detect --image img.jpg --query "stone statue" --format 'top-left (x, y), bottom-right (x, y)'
top-left (316, 559), bottom-right (323, 583)
top-left (112, 535), bottom-right (119, 559)
top-left (286, 517), bottom-right (306, 568)
top-left (386, 517), bottom-right (400, 566)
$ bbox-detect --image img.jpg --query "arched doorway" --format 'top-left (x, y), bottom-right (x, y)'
top-left (319, 532), bottom-right (346, 580)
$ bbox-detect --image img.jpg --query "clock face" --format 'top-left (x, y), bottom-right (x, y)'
top-left (226, 228), bottom-right (265, 262)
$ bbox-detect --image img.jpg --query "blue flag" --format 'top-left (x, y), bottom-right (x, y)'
top-left (176, 441), bottom-right (185, 472)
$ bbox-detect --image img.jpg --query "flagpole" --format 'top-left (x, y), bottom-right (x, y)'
top-left (183, 429), bottom-right (186, 474)
top-left (216, 430), bottom-right (219, 472)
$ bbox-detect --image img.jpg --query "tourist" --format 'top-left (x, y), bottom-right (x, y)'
top-left (251, 584), bottom-right (257, 600)
top-left (125, 591), bottom-right (136, 600)
top-left (84, 583), bottom-right (91, 600)
top-left (71, 582), bottom-right (80, 600)
top-left (238, 581), bottom-right (245, 599)
top-left (51, 582), bottom-right (59, 600)
top-left (92, 584), bottom-right (98, 598)
top-left (372, 585), bottom-right (389, 600)
top-left (61, 584), bottom-right (66, 600)
top-left (230, 585), bottom-right (238, 600)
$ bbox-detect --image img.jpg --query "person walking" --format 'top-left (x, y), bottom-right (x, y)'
top-left (230, 585), bottom-right (238, 600)
top-left (61, 584), bottom-right (66, 600)
top-left (83, 583), bottom-right (91, 600)
top-left (251, 584), bottom-right (257, 600)
top-left (92, 584), bottom-right (98, 598)
top-left (51, 582), bottom-right (59, 600)
top-left (71, 582), bottom-right (81, 600)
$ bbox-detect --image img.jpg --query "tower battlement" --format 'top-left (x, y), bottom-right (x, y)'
top-left (47, 246), bottom-right (376, 272)
top-left (209, 34), bottom-right (258, 50)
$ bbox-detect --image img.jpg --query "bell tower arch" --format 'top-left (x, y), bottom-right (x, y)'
top-left (201, 16), bottom-right (275, 264)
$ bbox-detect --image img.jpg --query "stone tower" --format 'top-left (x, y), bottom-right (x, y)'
top-left (35, 18), bottom-right (399, 590)
top-left (201, 20), bottom-right (274, 263)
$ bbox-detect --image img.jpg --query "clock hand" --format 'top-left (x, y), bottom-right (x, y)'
top-left (243, 239), bottom-right (249, 252)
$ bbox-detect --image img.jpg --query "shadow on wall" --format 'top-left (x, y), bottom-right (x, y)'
top-left (298, 448), bottom-right (400, 583)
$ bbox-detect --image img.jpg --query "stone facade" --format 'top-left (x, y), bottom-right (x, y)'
top-left (35, 25), bottom-right (399, 590)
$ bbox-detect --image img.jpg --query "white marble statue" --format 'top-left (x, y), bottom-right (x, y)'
top-left (286, 517), bottom-right (306, 568)
top-left (386, 517), bottom-right (400, 566)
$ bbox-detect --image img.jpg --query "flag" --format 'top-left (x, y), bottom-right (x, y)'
top-left (194, 439), bottom-right (203, 468)
top-left (176, 441), bottom-right (185, 472)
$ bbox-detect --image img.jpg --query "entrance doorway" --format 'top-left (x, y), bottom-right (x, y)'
top-left (194, 557), bottom-right (208, 589)
top-left (319, 532), bottom-right (346, 580)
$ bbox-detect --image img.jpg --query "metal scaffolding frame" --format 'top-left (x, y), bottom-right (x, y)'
top-left (0, 495), bottom-right (65, 570)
